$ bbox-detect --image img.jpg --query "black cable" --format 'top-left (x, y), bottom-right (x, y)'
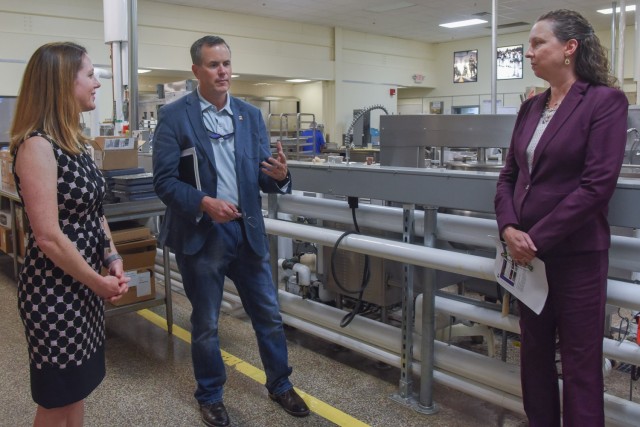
top-left (329, 197), bottom-right (371, 327)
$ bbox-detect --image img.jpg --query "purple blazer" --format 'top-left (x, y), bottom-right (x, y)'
top-left (495, 80), bottom-right (628, 257)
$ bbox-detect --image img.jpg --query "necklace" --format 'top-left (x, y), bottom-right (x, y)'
top-left (542, 97), bottom-right (561, 124)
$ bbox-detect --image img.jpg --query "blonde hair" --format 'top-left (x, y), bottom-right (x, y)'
top-left (10, 42), bottom-right (90, 156)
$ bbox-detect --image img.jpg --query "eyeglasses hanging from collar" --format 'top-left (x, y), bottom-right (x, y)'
top-left (205, 125), bottom-right (234, 142)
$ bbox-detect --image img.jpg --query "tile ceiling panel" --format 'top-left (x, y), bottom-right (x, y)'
top-left (149, 0), bottom-right (631, 43)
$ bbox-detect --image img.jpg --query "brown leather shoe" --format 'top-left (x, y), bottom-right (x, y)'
top-left (269, 388), bottom-right (310, 417)
top-left (200, 401), bottom-right (230, 426)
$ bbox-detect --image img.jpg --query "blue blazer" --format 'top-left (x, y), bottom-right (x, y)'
top-left (152, 91), bottom-right (291, 256)
top-left (495, 80), bottom-right (628, 256)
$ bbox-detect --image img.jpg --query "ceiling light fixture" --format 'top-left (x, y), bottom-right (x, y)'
top-left (440, 19), bottom-right (488, 29)
top-left (286, 79), bottom-right (311, 83)
top-left (137, 69), bottom-right (151, 74)
top-left (597, 5), bottom-right (636, 14)
top-left (231, 74), bottom-right (240, 78)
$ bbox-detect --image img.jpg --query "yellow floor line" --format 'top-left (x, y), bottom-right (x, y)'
top-left (136, 309), bottom-right (370, 427)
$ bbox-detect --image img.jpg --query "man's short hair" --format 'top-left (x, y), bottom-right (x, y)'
top-left (190, 35), bottom-right (231, 65)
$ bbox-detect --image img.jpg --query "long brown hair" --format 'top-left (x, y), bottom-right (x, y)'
top-left (10, 42), bottom-right (90, 156)
top-left (538, 9), bottom-right (616, 87)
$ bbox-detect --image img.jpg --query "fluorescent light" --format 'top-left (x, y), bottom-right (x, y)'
top-left (231, 74), bottom-right (240, 78)
top-left (440, 19), bottom-right (488, 29)
top-left (598, 5), bottom-right (636, 14)
top-left (286, 79), bottom-right (311, 83)
top-left (137, 69), bottom-right (151, 74)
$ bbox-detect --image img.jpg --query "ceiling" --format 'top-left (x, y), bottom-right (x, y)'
top-left (149, 0), bottom-right (630, 44)
top-left (142, 0), bottom-right (634, 84)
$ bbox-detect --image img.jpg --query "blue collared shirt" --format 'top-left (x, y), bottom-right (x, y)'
top-left (198, 88), bottom-right (239, 206)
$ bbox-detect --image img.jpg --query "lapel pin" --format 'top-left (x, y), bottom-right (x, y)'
top-left (238, 115), bottom-right (244, 121)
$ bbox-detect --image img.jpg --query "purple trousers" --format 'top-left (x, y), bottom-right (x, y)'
top-left (519, 250), bottom-right (608, 427)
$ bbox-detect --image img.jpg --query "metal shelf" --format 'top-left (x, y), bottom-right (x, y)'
top-left (0, 192), bottom-right (174, 333)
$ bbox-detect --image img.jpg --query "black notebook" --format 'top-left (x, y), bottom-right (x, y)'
top-left (179, 147), bottom-right (201, 190)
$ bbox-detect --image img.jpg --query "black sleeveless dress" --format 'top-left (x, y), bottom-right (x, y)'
top-left (15, 131), bottom-right (107, 408)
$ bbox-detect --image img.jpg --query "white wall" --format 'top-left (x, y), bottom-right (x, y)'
top-left (0, 0), bottom-right (637, 137)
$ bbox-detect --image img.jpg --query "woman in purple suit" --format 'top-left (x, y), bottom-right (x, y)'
top-left (494, 10), bottom-right (627, 427)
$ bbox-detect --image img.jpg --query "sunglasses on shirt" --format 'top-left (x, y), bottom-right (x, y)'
top-left (205, 127), bottom-right (234, 141)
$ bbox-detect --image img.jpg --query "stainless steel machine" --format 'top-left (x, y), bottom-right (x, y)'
top-left (379, 114), bottom-right (516, 169)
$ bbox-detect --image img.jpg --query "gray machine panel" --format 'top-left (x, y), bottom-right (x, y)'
top-left (287, 162), bottom-right (640, 229)
top-left (380, 114), bottom-right (517, 149)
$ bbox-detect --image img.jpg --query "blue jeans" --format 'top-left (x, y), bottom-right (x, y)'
top-left (176, 220), bottom-right (293, 405)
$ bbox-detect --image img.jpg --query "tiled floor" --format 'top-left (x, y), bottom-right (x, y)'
top-left (4, 253), bottom-right (635, 426)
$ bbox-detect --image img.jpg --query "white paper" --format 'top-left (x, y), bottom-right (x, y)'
top-left (492, 236), bottom-right (549, 315)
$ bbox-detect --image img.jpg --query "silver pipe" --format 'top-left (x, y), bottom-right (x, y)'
top-left (611, 2), bottom-right (618, 73)
top-left (617, 0), bottom-right (626, 85)
top-left (397, 205), bottom-right (416, 400)
top-left (128, 0), bottom-right (138, 132)
top-left (490, 0), bottom-right (497, 114)
top-left (159, 231), bottom-right (640, 422)
top-left (636, 6), bottom-right (640, 101)
top-left (278, 194), bottom-right (640, 271)
top-left (276, 290), bottom-right (640, 423)
top-left (419, 207), bottom-right (438, 410)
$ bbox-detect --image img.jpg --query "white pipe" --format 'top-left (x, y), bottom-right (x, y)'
top-left (161, 245), bottom-right (640, 423)
top-left (606, 278), bottom-right (640, 309)
top-left (280, 311), bottom-right (526, 414)
top-left (618, 0), bottom-right (626, 86)
top-left (636, 6), bottom-right (640, 102)
top-left (434, 294), bottom-right (640, 366)
top-left (603, 337), bottom-right (640, 366)
top-left (265, 218), bottom-right (640, 310)
top-left (278, 258), bottom-right (311, 286)
top-left (278, 194), bottom-right (640, 271)
top-left (434, 295), bottom-right (520, 334)
top-left (110, 41), bottom-right (123, 122)
top-left (277, 291), bottom-right (640, 423)
top-left (266, 218), bottom-right (496, 281)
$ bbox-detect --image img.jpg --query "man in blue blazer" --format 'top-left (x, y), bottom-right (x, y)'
top-left (153, 35), bottom-right (309, 427)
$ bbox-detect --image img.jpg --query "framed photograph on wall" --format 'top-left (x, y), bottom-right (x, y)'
top-left (453, 50), bottom-right (478, 83)
top-left (497, 45), bottom-right (524, 80)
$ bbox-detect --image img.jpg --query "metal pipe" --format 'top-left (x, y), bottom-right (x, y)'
top-left (419, 207), bottom-right (438, 411)
top-left (611, 2), bottom-right (618, 73)
top-left (276, 290), bottom-right (640, 423)
top-left (128, 0), bottom-right (139, 132)
top-left (277, 193), bottom-right (640, 270)
top-left (265, 218), bottom-right (496, 281)
top-left (490, 0), bottom-right (497, 114)
top-left (617, 0), bottom-right (626, 86)
top-left (397, 205), bottom-right (416, 401)
top-left (636, 5), bottom-right (640, 102)
top-left (157, 243), bottom-right (640, 422)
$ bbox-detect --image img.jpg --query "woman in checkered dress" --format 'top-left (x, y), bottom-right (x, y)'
top-left (10, 42), bottom-right (129, 426)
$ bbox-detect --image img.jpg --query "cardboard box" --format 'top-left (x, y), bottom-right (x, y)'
top-left (17, 227), bottom-right (26, 258)
top-left (111, 226), bottom-right (151, 244)
top-left (90, 136), bottom-right (138, 170)
top-left (116, 236), bottom-right (157, 271)
top-left (0, 209), bottom-right (11, 228)
top-left (109, 268), bottom-right (156, 306)
top-left (0, 225), bottom-right (12, 254)
top-left (0, 150), bottom-right (16, 194)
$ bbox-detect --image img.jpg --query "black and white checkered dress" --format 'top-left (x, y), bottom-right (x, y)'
top-left (15, 131), bottom-right (107, 408)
